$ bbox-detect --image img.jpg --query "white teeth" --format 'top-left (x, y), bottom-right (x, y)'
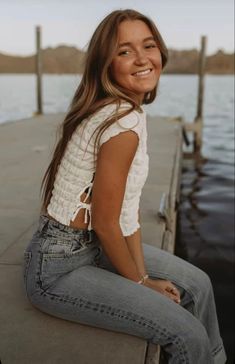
top-left (134, 69), bottom-right (151, 76)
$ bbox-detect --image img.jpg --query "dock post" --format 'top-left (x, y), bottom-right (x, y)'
top-left (194, 35), bottom-right (207, 153)
top-left (36, 25), bottom-right (43, 114)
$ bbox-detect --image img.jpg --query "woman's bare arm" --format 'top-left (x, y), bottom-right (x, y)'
top-left (125, 213), bottom-right (181, 303)
top-left (125, 228), bottom-right (147, 277)
top-left (91, 130), bottom-right (142, 283)
top-left (91, 130), bottom-right (181, 302)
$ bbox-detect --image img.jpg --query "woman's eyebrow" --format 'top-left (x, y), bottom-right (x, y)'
top-left (118, 36), bottom-right (156, 48)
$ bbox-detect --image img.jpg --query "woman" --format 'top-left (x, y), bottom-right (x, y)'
top-left (23, 9), bottom-right (226, 363)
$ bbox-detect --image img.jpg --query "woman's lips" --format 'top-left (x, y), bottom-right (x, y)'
top-left (132, 68), bottom-right (153, 77)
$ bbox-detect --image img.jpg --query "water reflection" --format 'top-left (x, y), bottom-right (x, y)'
top-left (176, 157), bottom-right (235, 363)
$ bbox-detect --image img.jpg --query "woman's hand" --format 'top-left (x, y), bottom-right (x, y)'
top-left (144, 278), bottom-right (181, 304)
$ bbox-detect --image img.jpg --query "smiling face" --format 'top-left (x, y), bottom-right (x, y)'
top-left (110, 19), bottom-right (162, 104)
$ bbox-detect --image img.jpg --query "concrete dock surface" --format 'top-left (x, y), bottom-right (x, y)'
top-left (0, 112), bottom-right (183, 364)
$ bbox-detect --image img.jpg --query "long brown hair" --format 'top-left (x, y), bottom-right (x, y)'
top-left (40, 9), bottom-right (168, 212)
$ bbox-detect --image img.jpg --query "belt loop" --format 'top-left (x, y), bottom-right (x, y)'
top-left (38, 214), bottom-right (49, 233)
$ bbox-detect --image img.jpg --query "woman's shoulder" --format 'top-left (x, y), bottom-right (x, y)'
top-left (89, 99), bottom-right (145, 124)
top-left (90, 100), bottom-right (144, 119)
top-left (78, 99), bottom-right (146, 144)
top-left (97, 102), bottom-right (146, 146)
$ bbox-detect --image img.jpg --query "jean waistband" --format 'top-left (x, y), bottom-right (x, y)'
top-left (38, 214), bottom-right (96, 242)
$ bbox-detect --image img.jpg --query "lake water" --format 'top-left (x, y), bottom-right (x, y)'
top-left (0, 74), bottom-right (234, 361)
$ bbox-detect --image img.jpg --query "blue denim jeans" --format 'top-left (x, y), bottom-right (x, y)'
top-left (23, 215), bottom-right (226, 364)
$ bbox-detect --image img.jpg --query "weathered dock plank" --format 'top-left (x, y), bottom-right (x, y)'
top-left (0, 112), bottom-right (182, 364)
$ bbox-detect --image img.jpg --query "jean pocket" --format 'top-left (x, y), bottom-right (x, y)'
top-left (40, 244), bottom-right (96, 290)
top-left (23, 251), bottom-right (32, 285)
top-left (42, 237), bottom-right (91, 257)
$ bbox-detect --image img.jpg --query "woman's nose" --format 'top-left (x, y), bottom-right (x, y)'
top-left (134, 50), bottom-right (148, 65)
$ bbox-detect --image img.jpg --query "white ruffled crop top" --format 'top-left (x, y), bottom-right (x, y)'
top-left (47, 102), bottom-right (149, 236)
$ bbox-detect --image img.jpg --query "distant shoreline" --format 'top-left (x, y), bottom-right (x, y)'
top-left (0, 73), bottom-right (234, 76)
top-left (0, 46), bottom-right (234, 75)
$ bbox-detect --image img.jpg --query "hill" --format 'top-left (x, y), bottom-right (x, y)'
top-left (0, 45), bottom-right (233, 74)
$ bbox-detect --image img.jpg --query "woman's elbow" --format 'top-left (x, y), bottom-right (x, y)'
top-left (92, 214), bottom-right (120, 236)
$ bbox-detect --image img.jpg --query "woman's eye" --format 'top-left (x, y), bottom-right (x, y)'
top-left (118, 50), bottom-right (131, 56)
top-left (118, 43), bottom-right (157, 56)
top-left (145, 43), bottom-right (157, 49)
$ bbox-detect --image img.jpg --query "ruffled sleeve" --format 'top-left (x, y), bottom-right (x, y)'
top-left (99, 110), bottom-right (143, 146)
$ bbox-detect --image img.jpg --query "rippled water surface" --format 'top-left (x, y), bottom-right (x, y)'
top-left (176, 156), bottom-right (234, 363)
top-left (0, 74), bottom-right (234, 361)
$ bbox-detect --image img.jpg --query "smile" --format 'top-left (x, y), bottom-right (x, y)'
top-left (132, 68), bottom-right (152, 77)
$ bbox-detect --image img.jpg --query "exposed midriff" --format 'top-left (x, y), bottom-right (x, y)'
top-left (47, 191), bottom-right (91, 230)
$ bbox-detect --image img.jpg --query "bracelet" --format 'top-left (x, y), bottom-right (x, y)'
top-left (137, 274), bottom-right (149, 285)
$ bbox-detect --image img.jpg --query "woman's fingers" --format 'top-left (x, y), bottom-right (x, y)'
top-left (165, 291), bottom-right (181, 304)
top-left (145, 278), bottom-right (181, 304)
top-left (165, 284), bottom-right (181, 304)
top-left (166, 285), bottom-right (179, 296)
top-left (164, 291), bottom-right (180, 303)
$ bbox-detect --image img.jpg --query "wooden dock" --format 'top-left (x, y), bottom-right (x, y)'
top-left (0, 112), bottom-right (183, 364)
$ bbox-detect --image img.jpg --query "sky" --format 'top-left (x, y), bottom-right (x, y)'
top-left (0, 0), bottom-right (234, 56)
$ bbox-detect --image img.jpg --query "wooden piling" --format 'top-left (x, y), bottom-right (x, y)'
top-left (194, 35), bottom-right (207, 152)
top-left (184, 35), bottom-right (207, 155)
top-left (36, 25), bottom-right (43, 115)
top-left (196, 36), bottom-right (207, 120)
